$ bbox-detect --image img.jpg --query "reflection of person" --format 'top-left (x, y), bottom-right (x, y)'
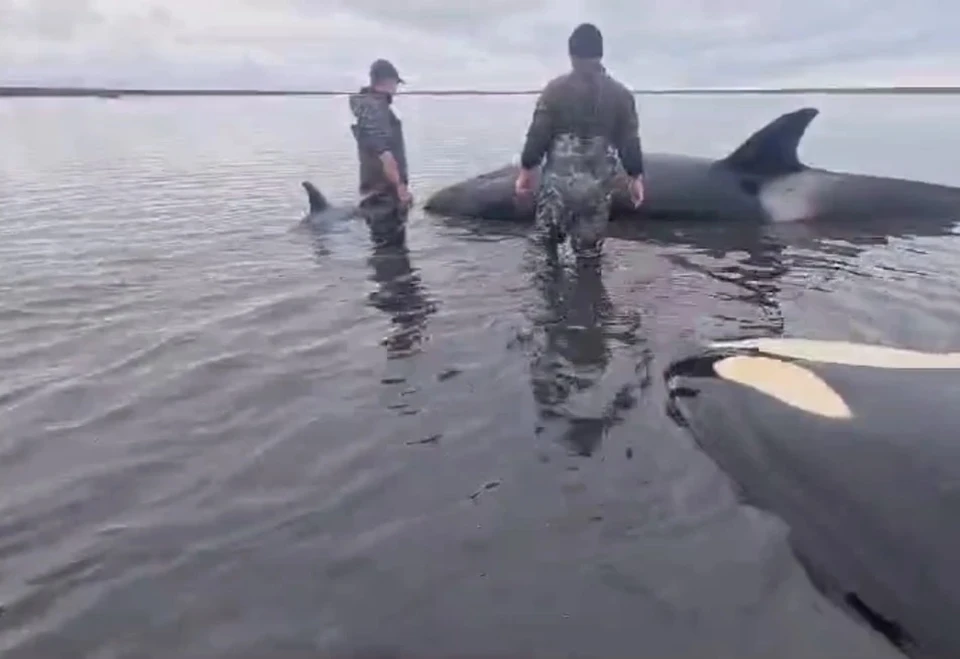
top-left (366, 241), bottom-right (436, 359)
top-left (515, 23), bottom-right (645, 259)
top-left (524, 251), bottom-right (619, 457)
top-left (348, 58), bottom-right (413, 247)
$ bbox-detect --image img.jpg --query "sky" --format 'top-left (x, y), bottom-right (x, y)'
top-left (0, 0), bottom-right (957, 90)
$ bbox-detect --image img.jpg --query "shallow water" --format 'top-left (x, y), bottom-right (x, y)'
top-left (1, 92), bottom-right (959, 657)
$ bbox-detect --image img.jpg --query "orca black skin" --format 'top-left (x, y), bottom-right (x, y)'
top-left (299, 180), bottom-right (360, 228)
top-left (664, 338), bottom-right (960, 658)
top-left (424, 107), bottom-right (960, 225)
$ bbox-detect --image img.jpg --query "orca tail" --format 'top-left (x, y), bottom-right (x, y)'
top-left (302, 180), bottom-right (329, 213)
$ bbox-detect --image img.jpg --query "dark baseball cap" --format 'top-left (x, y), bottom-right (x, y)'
top-left (369, 59), bottom-right (404, 84)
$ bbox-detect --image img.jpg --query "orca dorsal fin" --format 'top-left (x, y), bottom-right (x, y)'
top-left (301, 180), bottom-right (329, 213)
top-left (721, 107), bottom-right (819, 175)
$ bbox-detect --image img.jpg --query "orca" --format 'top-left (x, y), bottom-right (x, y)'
top-left (423, 108), bottom-right (960, 226)
top-left (299, 180), bottom-right (360, 228)
top-left (664, 337), bottom-right (960, 658)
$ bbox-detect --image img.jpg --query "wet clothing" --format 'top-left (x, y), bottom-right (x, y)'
top-left (533, 135), bottom-right (620, 256)
top-left (519, 61), bottom-right (644, 256)
top-left (520, 62), bottom-right (643, 176)
top-left (349, 86), bottom-right (409, 197)
top-left (359, 191), bottom-right (408, 247)
top-left (349, 86), bottom-right (409, 244)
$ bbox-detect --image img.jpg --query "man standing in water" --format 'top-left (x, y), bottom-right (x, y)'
top-left (515, 23), bottom-right (645, 258)
top-left (349, 58), bottom-right (413, 245)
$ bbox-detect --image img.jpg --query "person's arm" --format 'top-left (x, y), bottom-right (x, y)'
top-left (614, 91), bottom-right (644, 178)
top-left (379, 152), bottom-right (403, 189)
top-left (519, 85), bottom-right (557, 171)
top-left (354, 100), bottom-right (404, 189)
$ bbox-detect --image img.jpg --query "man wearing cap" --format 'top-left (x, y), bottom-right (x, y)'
top-left (515, 23), bottom-right (645, 259)
top-left (349, 58), bottom-right (412, 245)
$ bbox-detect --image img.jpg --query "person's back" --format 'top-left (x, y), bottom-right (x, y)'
top-left (515, 23), bottom-right (645, 259)
top-left (534, 63), bottom-right (633, 182)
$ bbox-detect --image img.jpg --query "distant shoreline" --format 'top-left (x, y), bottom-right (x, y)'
top-left (1, 85), bottom-right (959, 99)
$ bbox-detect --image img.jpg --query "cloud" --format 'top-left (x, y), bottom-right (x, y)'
top-left (0, 0), bottom-right (955, 89)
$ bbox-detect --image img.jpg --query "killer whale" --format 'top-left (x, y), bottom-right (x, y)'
top-left (664, 337), bottom-right (960, 658)
top-left (424, 107), bottom-right (960, 226)
top-left (299, 180), bottom-right (360, 228)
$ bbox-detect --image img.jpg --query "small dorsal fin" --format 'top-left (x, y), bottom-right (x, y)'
top-left (721, 107), bottom-right (819, 175)
top-left (301, 180), bottom-right (329, 213)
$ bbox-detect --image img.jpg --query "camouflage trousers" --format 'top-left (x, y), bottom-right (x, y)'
top-left (534, 172), bottom-right (612, 259)
top-left (358, 191), bottom-right (408, 247)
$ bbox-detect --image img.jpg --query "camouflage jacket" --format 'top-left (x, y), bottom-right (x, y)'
top-left (348, 87), bottom-right (409, 195)
top-left (519, 61), bottom-right (644, 180)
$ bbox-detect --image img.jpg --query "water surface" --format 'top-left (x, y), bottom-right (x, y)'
top-left (1, 93), bottom-right (959, 657)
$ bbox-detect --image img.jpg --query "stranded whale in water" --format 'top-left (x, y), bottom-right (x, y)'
top-left (298, 180), bottom-right (360, 229)
top-left (664, 337), bottom-right (960, 658)
top-left (424, 107), bottom-right (960, 226)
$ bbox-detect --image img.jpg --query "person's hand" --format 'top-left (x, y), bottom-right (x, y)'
top-left (397, 184), bottom-right (413, 209)
top-left (629, 175), bottom-right (645, 208)
top-left (515, 168), bottom-right (535, 197)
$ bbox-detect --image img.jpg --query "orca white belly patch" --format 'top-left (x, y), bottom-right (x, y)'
top-left (757, 171), bottom-right (838, 223)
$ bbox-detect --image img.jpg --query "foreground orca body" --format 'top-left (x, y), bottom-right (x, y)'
top-left (423, 108), bottom-right (960, 226)
top-left (664, 337), bottom-right (960, 658)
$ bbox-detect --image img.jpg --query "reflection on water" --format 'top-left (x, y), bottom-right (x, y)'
top-left (365, 240), bottom-right (437, 360)
top-left (610, 220), bottom-right (791, 339)
top-left (662, 229), bottom-right (787, 338)
top-left (521, 245), bottom-right (649, 457)
top-left (306, 218), bottom-right (439, 361)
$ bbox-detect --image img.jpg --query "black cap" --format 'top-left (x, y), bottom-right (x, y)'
top-left (568, 23), bottom-right (603, 59)
top-left (369, 59), bottom-right (404, 84)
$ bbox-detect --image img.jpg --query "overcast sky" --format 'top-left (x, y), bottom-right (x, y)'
top-left (1, 0), bottom-right (956, 90)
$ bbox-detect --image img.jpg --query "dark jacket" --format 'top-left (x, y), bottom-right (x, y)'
top-left (519, 61), bottom-right (644, 178)
top-left (349, 87), bottom-right (409, 195)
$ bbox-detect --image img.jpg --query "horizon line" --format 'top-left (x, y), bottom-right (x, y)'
top-left (2, 84), bottom-right (960, 98)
